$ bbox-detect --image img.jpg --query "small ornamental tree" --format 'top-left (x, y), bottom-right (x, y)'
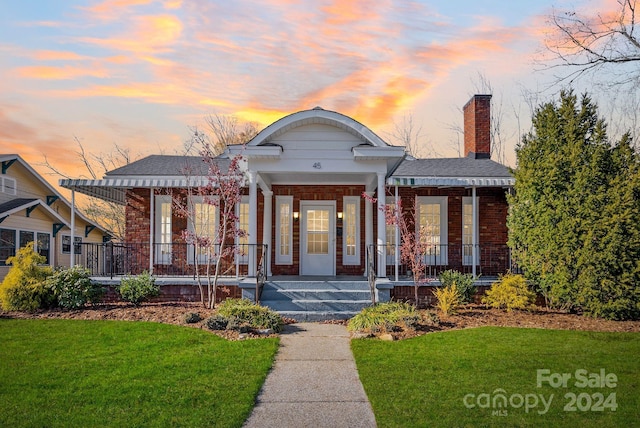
top-left (364, 193), bottom-right (433, 305)
top-left (0, 243), bottom-right (54, 311)
top-left (174, 134), bottom-right (246, 309)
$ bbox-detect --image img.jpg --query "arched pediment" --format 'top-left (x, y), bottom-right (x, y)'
top-left (247, 107), bottom-right (389, 148)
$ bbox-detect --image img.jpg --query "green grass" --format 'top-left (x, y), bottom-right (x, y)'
top-left (352, 327), bottom-right (639, 427)
top-left (0, 319), bottom-right (279, 428)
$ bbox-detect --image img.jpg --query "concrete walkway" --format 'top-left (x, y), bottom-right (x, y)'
top-left (243, 323), bottom-right (377, 428)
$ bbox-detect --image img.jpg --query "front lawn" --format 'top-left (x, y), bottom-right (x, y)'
top-left (0, 319), bottom-right (279, 427)
top-left (352, 327), bottom-right (639, 427)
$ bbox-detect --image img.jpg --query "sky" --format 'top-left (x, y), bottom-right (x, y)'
top-left (0, 0), bottom-right (620, 188)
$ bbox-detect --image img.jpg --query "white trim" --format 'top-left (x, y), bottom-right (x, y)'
top-left (236, 196), bottom-right (249, 265)
top-left (275, 195), bottom-right (293, 265)
top-left (463, 196), bottom-right (480, 266)
top-left (300, 200), bottom-right (336, 276)
top-left (187, 195), bottom-right (219, 265)
top-left (342, 196), bottom-right (360, 265)
top-left (417, 196), bottom-right (448, 265)
top-left (154, 195), bottom-right (172, 265)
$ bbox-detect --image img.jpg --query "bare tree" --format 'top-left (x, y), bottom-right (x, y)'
top-left (40, 137), bottom-right (136, 240)
top-left (544, 0), bottom-right (640, 88)
top-left (386, 113), bottom-right (430, 157)
top-left (203, 114), bottom-right (260, 156)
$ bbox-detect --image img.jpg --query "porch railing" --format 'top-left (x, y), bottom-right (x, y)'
top-left (74, 242), bottom-right (268, 279)
top-left (382, 243), bottom-right (522, 279)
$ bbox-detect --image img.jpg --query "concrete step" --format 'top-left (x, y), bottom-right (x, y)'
top-left (276, 311), bottom-right (362, 322)
top-left (260, 288), bottom-right (371, 301)
top-left (261, 299), bottom-right (372, 313)
top-left (260, 280), bottom-right (373, 321)
top-left (265, 281), bottom-right (370, 291)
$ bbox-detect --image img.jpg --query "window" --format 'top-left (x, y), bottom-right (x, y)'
top-left (62, 235), bottom-right (83, 255)
top-left (343, 196), bottom-right (360, 265)
top-left (1, 177), bottom-right (16, 195)
top-left (4, 230), bottom-right (50, 265)
top-left (155, 195), bottom-right (173, 264)
top-left (463, 197), bottom-right (479, 266)
top-left (385, 197), bottom-right (397, 265)
top-left (417, 196), bottom-right (448, 265)
top-left (187, 196), bottom-right (218, 264)
top-left (0, 228), bottom-right (16, 263)
top-left (37, 233), bottom-right (50, 264)
top-left (306, 209), bottom-right (329, 254)
top-left (275, 196), bottom-right (292, 264)
top-left (236, 197), bottom-right (249, 264)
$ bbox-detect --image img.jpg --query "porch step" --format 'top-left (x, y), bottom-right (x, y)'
top-left (260, 280), bottom-right (373, 322)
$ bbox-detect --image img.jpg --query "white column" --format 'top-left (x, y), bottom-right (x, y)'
top-left (376, 173), bottom-right (386, 278)
top-left (395, 185), bottom-right (400, 282)
top-left (248, 171), bottom-right (258, 276)
top-left (262, 190), bottom-right (273, 277)
top-left (472, 186), bottom-right (477, 278)
top-left (364, 191), bottom-right (373, 277)
top-left (149, 188), bottom-right (154, 274)
top-left (70, 190), bottom-right (75, 268)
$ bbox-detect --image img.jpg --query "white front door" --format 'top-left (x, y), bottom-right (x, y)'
top-left (301, 202), bottom-right (335, 276)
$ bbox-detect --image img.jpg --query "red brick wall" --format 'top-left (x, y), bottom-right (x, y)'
top-left (463, 94), bottom-right (492, 158)
top-left (102, 284), bottom-right (241, 303)
top-left (124, 185), bottom-right (508, 277)
top-left (270, 185), bottom-right (366, 275)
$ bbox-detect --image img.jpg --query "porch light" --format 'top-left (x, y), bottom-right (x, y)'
top-left (337, 211), bottom-right (343, 219)
top-left (293, 211), bottom-right (299, 220)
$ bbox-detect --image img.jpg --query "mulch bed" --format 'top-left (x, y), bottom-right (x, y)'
top-left (2, 302), bottom-right (639, 340)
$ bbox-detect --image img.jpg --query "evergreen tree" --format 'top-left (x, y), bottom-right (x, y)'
top-left (508, 91), bottom-right (640, 320)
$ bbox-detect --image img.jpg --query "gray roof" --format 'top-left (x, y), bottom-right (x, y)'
top-left (0, 198), bottom-right (38, 215)
top-left (106, 155), bottom-right (230, 177)
top-left (389, 157), bottom-right (514, 187)
top-left (393, 157), bottom-right (512, 178)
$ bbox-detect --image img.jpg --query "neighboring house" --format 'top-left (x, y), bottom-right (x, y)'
top-left (60, 95), bottom-right (515, 304)
top-left (0, 154), bottom-right (110, 281)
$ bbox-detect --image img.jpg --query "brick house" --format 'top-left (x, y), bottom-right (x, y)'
top-left (61, 95), bottom-right (514, 315)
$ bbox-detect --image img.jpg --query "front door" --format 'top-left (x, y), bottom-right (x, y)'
top-left (300, 202), bottom-right (335, 275)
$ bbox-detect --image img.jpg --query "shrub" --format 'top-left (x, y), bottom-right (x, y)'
top-left (438, 270), bottom-right (477, 303)
top-left (46, 266), bottom-right (104, 309)
top-left (116, 271), bottom-right (159, 306)
top-left (0, 243), bottom-right (54, 311)
top-left (205, 315), bottom-right (229, 330)
top-left (216, 298), bottom-right (283, 332)
top-left (347, 302), bottom-right (419, 334)
top-left (433, 284), bottom-right (461, 316)
top-left (482, 274), bottom-right (536, 312)
top-left (184, 312), bottom-right (202, 324)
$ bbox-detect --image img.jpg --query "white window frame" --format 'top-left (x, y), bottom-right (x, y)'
top-left (275, 195), bottom-right (293, 265)
top-left (155, 195), bottom-right (173, 265)
top-left (236, 196), bottom-right (249, 264)
top-left (342, 196), bottom-right (360, 265)
top-left (1, 177), bottom-right (17, 195)
top-left (417, 196), bottom-right (448, 265)
top-left (187, 195), bottom-right (219, 265)
top-left (462, 196), bottom-right (480, 266)
top-left (385, 197), bottom-right (397, 265)
top-left (61, 234), bottom-right (83, 255)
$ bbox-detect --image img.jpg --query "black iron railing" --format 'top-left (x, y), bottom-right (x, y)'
top-left (74, 242), bottom-right (268, 279)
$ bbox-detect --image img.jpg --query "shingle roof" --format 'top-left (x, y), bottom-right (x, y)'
top-left (0, 198), bottom-right (38, 215)
top-left (106, 155), bottom-right (230, 176)
top-left (392, 157), bottom-right (513, 178)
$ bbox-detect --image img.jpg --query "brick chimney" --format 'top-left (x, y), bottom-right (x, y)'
top-left (463, 94), bottom-right (492, 159)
